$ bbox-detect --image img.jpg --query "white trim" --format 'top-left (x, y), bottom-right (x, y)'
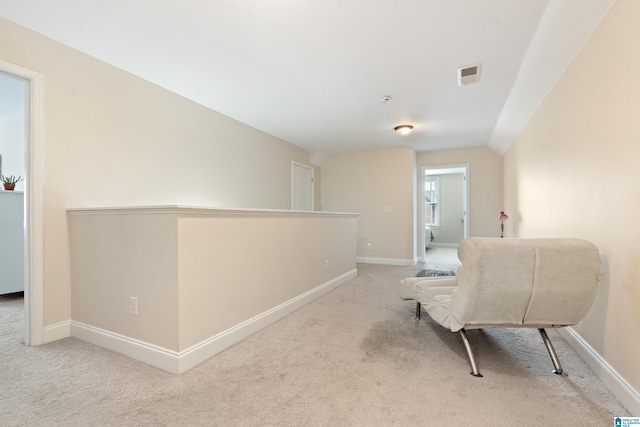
top-left (67, 205), bottom-right (355, 218)
top-left (177, 268), bottom-right (355, 373)
top-left (356, 257), bottom-right (415, 266)
top-left (71, 321), bottom-right (180, 373)
top-left (559, 327), bottom-right (640, 416)
top-left (43, 320), bottom-right (71, 343)
top-left (0, 60), bottom-right (45, 346)
top-left (70, 269), bottom-right (357, 374)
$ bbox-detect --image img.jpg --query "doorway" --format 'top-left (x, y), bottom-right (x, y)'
top-left (0, 60), bottom-right (44, 346)
top-left (421, 165), bottom-right (468, 261)
top-left (0, 72), bottom-right (26, 301)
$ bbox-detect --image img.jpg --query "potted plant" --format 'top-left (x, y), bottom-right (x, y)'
top-left (1, 174), bottom-right (23, 191)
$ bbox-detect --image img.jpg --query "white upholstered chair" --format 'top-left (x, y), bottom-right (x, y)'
top-left (399, 237), bottom-right (601, 377)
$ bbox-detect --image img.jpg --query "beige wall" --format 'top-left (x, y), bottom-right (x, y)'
top-left (69, 208), bottom-right (357, 352)
top-left (177, 213), bottom-right (358, 350)
top-left (69, 212), bottom-right (180, 350)
top-left (322, 146), bottom-right (502, 265)
top-left (68, 207), bottom-right (357, 372)
top-left (503, 0), bottom-right (640, 401)
top-left (418, 147), bottom-right (503, 240)
top-left (322, 147), bottom-right (416, 265)
top-left (0, 17), bottom-right (318, 327)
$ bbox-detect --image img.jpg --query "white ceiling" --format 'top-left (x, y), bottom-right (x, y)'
top-left (0, 0), bottom-right (614, 156)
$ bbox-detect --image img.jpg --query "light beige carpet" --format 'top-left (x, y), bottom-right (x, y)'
top-left (0, 264), bottom-right (630, 426)
top-left (423, 246), bottom-right (462, 271)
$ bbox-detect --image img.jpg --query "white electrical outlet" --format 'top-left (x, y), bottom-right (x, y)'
top-left (324, 260), bottom-right (329, 271)
top-left (367, 243), bottom-right (372, 250)
top-left (130, 296), bottom-right (138, 316)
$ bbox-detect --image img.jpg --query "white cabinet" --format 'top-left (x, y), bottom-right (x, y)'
top-left (0, 191), bottom-right (24, 294)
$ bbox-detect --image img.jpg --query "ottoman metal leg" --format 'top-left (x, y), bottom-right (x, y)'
top-left (538, 328), bottom-right (567, 376)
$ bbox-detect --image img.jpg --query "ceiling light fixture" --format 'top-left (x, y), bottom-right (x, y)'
top-left (394, 125), bottom-right (413, 135)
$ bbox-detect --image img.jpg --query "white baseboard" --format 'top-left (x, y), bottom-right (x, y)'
top-left (559, 327), bottom-right (640, 416)
top-left (43, 320), bottom-right (70, 343)
top-left (71, 321), bottom-right (180, 372)
top-left (177, 268), bottom-right (357, 373)
top-left (71, 268), bottom-right (358, 374)
top-left (356, 257), bottom-right (415, 266)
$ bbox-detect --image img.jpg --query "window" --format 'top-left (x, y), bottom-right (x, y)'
top-left (425, 177), bottom-right (439, 226)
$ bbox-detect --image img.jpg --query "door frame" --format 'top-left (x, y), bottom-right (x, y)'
top-left (420, 164), bottom-right (469, 262)
top-left (1, 60), bottom-right (45, 346)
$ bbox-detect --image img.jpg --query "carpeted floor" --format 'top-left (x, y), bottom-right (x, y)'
top-left (0, 264), bottom-right (631, 426)
top-left (423, 246), bottom-right (461, 271)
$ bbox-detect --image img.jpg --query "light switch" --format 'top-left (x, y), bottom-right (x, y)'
top-left (383, 206), bottom-right (391, 214)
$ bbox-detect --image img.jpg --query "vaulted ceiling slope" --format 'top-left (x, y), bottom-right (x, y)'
top-left (0, 0), bottom-right (614, 155)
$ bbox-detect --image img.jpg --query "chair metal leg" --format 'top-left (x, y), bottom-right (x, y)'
top-left (415, 302), bottom-right (421, 319)
top-left (459, 329), bottom-right (483, 377)
top-left (538, 328), bottom-right (567, 376)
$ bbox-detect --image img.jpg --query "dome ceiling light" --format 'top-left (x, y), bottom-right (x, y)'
top-left (394, 125), bottom-right (414, 135)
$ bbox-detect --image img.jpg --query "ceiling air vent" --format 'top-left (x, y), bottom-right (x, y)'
top-left (457, 63), bottom-right (482, 86)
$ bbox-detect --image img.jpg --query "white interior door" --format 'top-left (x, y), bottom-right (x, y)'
top-left (292, 162), bottom-right (314, 210)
